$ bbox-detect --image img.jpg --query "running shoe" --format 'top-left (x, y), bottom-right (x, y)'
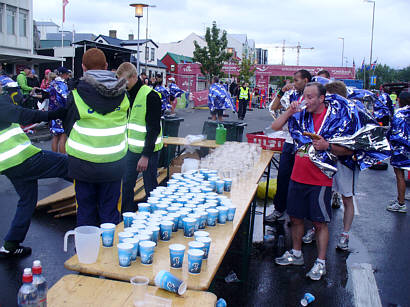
top-left (386, 200), bottom-right (407, 213)
top-left (0, 245), bottom-right (32, 258)
top-left (302, 228), bottom-right (316, 244)
top-left (265, 210), bottom-right (284, 222)
top-left (275, 250), bottom-right (304, 266)
top-left (306, 261), bottom-right (326, 281)
top-left (336, 233), bottom-right (349, 251)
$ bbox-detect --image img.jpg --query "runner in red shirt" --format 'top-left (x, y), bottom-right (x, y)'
top-left (274, 82), bottom-right (353, 281)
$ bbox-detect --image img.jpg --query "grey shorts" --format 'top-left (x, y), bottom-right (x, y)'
top-left (332, 161), bottom-right (359, 197)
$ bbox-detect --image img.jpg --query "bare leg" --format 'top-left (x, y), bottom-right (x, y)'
top-left (58, 134), bottom-right (67, 154)
top-left (217, 115), bottom-right (223, 121)
top-left (51, 135), bottom-right (58, 152)
top-left (313, 222), bottom-right (329, 260)
top-left (211, 114), bottom-right (217, 121)
top-left (342, 195), bottom-right (354, 232)
top-left (290, 217), bottom-right (304, 251)
top-left (394, 167), bottom-right (406, 204)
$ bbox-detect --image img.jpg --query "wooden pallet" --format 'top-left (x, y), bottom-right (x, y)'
top-left (36, 168), bottom-right (167, 218)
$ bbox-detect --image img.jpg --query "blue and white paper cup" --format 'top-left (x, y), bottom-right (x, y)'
top-left (139, 240), bottom-right (156, 265)
top-left (217, 206), bottom-right (229, 224)
top-left (168, 213), bottom-right (181, 232)
top-left (188, 249), bottom-right (205, 274)
top-left (124, 227), bottom-right (139, 237)
top-left (183, 217), bottom-right (196, 238)
top-left (123, 237), bottom-right (139, 261)
top-left (187, 213), bottom-right (200, 231)
top-left (118, 231), bottom-right (133, 243)
top-left (198, 211), bottom-right (208, 229)
top-left (122, 212), bottom-right (135, 228)
top-left (224, 178), bottom-right (232, 192)
top-left (136, 234), bottom-right (151, 257)
top-left (206, 209), bottom-right (219, 227)
top-left (138, 202), bottom-right (151, 213)
top-left (226, 205), bottom-right (237, 221)
top-left (169, 244), bottom-right (186, 269)
top-left (196, 236), bottom-right (212, 259)
top-left (147, 226), bottom-right (160, 243)
top-left (188, 240), bottom-right (205, 252)
top-left (194, 231), bottom-right (209, 241)
top-left (178, 211), bottom-right (189, 229)
top-left (154, 270), bottom-right (187, 295)
top-left (160, 221), bottom-right (173, 241)
top-left (100, 223), bottom-right (115, 247)
top-left (117, 243), bottom-right (133, 267)
top-left (215, 180), bottom-right (225, 194)
top-left (139, 229), bottom-right (153, 241)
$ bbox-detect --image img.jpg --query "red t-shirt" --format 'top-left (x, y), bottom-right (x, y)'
top-left (291, 107), bottom-right (333, 187)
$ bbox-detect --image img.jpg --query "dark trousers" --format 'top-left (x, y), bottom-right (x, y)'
top-left (75, 180), bottom-right (121, 226)
top-left (122, 150), bottom-right (159, 213)
top-left (238, 99), bottom-right (248, 119)
top-left (3, 151), bottom-right (68, 243)
top-left (273, 142), bottom-right (296, 213)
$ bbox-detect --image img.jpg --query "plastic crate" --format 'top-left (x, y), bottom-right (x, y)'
top-left (246, 131), bottom-right (285, 151)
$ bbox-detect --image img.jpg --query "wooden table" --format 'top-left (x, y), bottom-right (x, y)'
top-left (163, 137), bottom-right (220, 149)
top-left (65, 183), bottom-right (258, 291)
top-left (48, 274), bottom-right (217, 306)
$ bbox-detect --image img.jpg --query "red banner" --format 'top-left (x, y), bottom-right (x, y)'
top-left (191, 90), bottom-right (208, 107)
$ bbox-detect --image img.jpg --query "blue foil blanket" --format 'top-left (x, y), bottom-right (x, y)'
top-left (387, 106), bottom-right (410, 170)
top-left (47, 78), bottom-right (68, 135)
top-left (155, 85), bottom-right (171, 110)
top-left (168, 83), bottom-right (184, 98)
top-left (208, 83), bottom-right (236, 111)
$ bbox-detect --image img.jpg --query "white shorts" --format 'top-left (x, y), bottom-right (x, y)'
top-left (332, 161), bottom-right (359, 197)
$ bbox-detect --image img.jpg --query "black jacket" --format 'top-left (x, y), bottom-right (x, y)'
top-left (62, 73), bottom-right (128, 183)
top-left (128, 79), bottom-right (162, 157)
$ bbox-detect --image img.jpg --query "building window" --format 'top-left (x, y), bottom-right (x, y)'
top-left (0, 5), bottom-right (3, 32)
top-left (19, 9), bottom-right (27, 37)
top-left (6, 5), bottom-right (16, 35)
top-left (145, 46), bottom-right (149, 61)
top-left (151, 48), bottom-right (155, 61)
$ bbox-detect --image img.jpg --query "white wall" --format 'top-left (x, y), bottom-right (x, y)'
top-left (37, 23), bottom-right (59, 40)
top-left (158, 33), bottom-right (206, 59)
top-left (0, 0), bottom-right (33, 54)
top-left (125, 41), bottom-right (158, 65)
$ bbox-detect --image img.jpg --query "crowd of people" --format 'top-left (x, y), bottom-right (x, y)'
top-left (267, 69), bottom-right (409, 281)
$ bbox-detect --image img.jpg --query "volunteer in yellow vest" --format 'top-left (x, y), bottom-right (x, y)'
top-left (116, 62), bottom-right (163, 213)
top-left (0, 89), bottom-right (68, 258)
top-left (64, 48), bottom-right (129, 226)
top-left (238, 82), bottom-right (250, 120)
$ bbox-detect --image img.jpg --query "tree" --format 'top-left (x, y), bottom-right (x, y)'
top-left (237, 55), bottom-right (256, 84)
top-left (193, 21), bottom-right (231, 83)
top-left (355, 63), bottom-right (410, 88)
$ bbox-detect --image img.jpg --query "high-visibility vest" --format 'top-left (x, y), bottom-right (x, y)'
top-left (0, 123), bottom-right (41, 172)
top-left (66, 90), bottom-right (129, 163)
top-left (239, 87), bottom-right (249, 100)
top-left (128, 85), bottom-right (163, 154)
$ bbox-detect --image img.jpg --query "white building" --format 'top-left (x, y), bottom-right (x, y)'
top-left (0, 0), bottom-right (62, 75)
top-left (157, 32), bottom-right (206, 60)
top-left (227, 34), bottom-right (255, 61)
top-left (36, 21), bottom-right (59, 40)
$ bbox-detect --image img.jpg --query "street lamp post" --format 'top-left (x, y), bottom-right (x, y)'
top-left (130, 3), bottom-right (148, 75)
top-left (364, 0), bottom-right (376, 87)
top-left (145, 5), bottom-right (156, 76)
top-left (338, 37), bottom-right (344, 67)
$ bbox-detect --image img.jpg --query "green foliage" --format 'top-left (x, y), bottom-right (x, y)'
top-left (193, 21), bottom-right (231, 82)
top-left (237, 55), bottom-right (256, 84)
top-left (356, 64), bottom-right (410, 88)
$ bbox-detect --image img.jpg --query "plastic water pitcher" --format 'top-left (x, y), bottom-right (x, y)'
top-left (215, 124), bottom-right (226, 145)
top-left (64, 226), bottom-right (101, 264)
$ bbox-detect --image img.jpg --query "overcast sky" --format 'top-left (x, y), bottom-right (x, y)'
top-left (34, 0), bottom-right (410, 69)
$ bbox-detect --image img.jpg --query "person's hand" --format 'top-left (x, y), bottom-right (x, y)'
top-left (288, 101), bottom-right (301, 115)
top-left (312, 135), bottom-right (329, 151)
top-left (282, 83), bottom-right (294, 92)
top-left (137, 156), bottom-right (149, 172)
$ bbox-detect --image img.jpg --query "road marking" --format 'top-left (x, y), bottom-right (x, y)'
top-left (348, 263), bottom-right (382, 307)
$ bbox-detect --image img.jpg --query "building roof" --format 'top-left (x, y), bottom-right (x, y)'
top-left (72, 40), bottom-right (135, 53)
top-left (35, 21), bottom-right (59, 27)
top-left (94, 35), bottom-right (124, 47)
top-left (156, 60), bottom-right (168, 69)
top-left (121, 39), bottom-right (158, 48)
top-left (46, 32), bottom-right (96, 41)
top-left (161, 52), bottom-right (193, 64)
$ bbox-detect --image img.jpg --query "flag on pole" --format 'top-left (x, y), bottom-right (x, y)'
top-left (360, 58), bottom-right (365, 71)
top-left (370, 60), bottom-right (377, 70)
top-left (353, 59), bottom-right (356, 68)
top-left (63, 0), bottom-right (69, 23)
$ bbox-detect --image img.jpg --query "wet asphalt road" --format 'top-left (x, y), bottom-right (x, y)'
top-left (0, 108), bottom-right (409, 307)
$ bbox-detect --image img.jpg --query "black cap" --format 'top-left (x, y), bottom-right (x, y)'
top-left (399, 91), bottom-right (410, 100)
top-left (57, 67), bottom-right (71, 74)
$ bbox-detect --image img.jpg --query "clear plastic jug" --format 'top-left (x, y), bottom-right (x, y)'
top-left (64, 226), bottom-right (101, 264)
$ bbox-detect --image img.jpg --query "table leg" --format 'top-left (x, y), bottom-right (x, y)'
top-left (248, 197), bottom-right (256, 252)
top-left (240, 206), bottom-right (251, 284)
top-left (166, 145), bottom-right (170, 179)
top-left (263, 159), bottom-right (272, 237)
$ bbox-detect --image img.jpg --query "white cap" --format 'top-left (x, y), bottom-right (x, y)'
top-left (23, 268), bottom-right (32, 275)
top-left (33, 260), bottom-right (41, 267)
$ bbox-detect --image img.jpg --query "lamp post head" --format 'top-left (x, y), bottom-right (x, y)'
top-left (363, 0), bottom-right (375, 3)
top-left (130, 3), bottom-right (148, 17)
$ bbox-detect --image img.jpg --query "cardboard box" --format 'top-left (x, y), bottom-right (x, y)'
top-left (169, 152), bottom-right (200, 176)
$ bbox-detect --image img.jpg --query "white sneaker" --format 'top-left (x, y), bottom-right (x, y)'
top-left (386, 200), bottom-right (407, 213)
top-left (306, 261), bottom-right (326, 281)
top-left (302, 228), bottom-right (316, 244)
top-left (265, 210), bottom-right (284, 222)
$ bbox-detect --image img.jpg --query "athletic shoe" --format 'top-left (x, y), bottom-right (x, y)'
top-left (386, 200), bottom-right (407, 213)
top-left (302, 228), bottom-right (316, 244)
top-left (265, 210), bottom-right (284, 222)
top-left (306, 261), bottom-right (326, 281)
top-left (0, 245), bottom-right (32, 258)
top-left (275, 250), bottom-right (304, 266)
top-left (332, 193), bottom-right (342, 209)
top-left (336, 234), bottom-right (349, 251)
